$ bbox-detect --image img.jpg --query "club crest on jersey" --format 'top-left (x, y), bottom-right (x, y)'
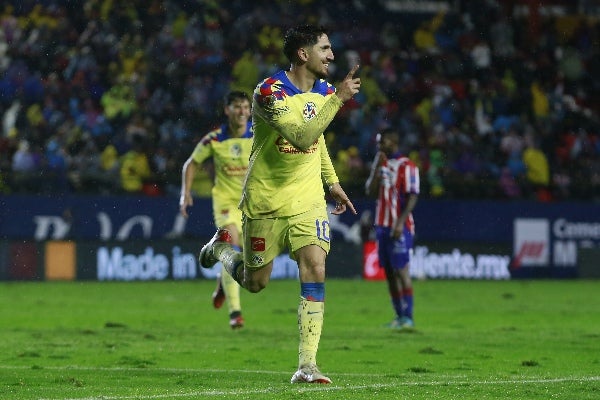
top-left (302, 102), bottom-right (317, 121)
top-left (230, 143), bottom-right (242, 157)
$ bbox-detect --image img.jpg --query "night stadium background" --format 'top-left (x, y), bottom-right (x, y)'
top-left (1, 0), bottom-right (598, 279)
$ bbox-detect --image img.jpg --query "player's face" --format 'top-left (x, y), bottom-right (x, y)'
top-left (305, 34), bottom-right (334, 79)
top-left (377, 134), bottom-right (396, 156)
top-left (225, 99), bottom-right (251, 129)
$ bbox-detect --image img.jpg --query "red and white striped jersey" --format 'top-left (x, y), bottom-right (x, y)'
top-left (374, 156), bottom-right (420, 233)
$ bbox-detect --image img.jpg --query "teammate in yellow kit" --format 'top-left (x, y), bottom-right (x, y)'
top-left (180, 91), bottom-right (253, 329)
top-left (199, 25), bottom-right (361, 383)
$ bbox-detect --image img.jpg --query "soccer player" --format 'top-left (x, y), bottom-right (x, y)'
top-left (198, 24), bottom-right (360, 384)
top-left (179, 91), bottom-right (253, 329)
top-left (365, 128), bottom-right (419, 330)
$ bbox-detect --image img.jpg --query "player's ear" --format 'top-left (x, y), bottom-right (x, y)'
top-left (297, 47), bottom-right (309, 62)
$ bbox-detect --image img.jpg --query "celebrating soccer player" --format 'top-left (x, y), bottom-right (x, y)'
top-left (198, 24), bottom-right (360, 384)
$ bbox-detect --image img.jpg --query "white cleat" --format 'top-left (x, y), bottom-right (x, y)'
top-left (198, 229), bottom-right (232, 268)
top-left (290, 364), bottom-right (332, 384)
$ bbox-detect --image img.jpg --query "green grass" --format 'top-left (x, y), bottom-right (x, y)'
top-left (0, 279), bottom-right (599, 399)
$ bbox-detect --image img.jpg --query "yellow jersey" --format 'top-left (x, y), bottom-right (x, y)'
top-left (241, 70), bottom-right (342, 218)
top-left (190, 122), bottom-right (253, 207)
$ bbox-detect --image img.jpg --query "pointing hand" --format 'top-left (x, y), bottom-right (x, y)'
top-left (336, 64), bottom-right (361, 102)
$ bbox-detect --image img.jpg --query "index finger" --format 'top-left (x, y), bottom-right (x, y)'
top-left (346, 64), bottom-right (359, 80)
top-left (346, 199), bottom-right (357, 215)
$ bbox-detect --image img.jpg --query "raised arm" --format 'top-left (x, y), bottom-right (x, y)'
top-left (254, 65), bottom-right (361, 151)
top-left (365, 151), bottom-right (386, 197)
top-left (253, 91), bottom-right (343, 151)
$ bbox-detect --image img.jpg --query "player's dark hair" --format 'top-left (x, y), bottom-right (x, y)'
top-left (225, 91), bottom-right (250, 106)
top-left (283, 24), bottom-right (329, 63)
top-left (379, 128), bottom-right (400, 144)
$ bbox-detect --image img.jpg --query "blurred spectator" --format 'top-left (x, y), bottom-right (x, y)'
top-left (506, 151), bottom-right (527, 185)
top-left (0, 0), bottom-right (597, 202)
top-left (499, 167), bottom-right (522, 199)
top-left (470, 39), bottom-right (492, 79)
top-left (530, 81), bottom-right (550, 120)
top-left (427, 148), bottom-right (446, 197)
top-left (0, 29), bottom-right (9, 73)
top-left (119, 134), bottom-right (151, 194)
top-left (334, 145), bottom-right (366, 186)
top-left (552, 165), bottom-right (572, 200)
top-left (230, 50), bottom-right (261, 98)
top-left (10, 139), bottom-right (42, 192)
top-left (414, 12), bottom-right (445, 53)
top-left (44, 137), bottom-right (70, 191)
top-left (522, 133), bottom-right (551, 201)
top-left (100, 77), bottom-right (137, 122)
top-left (359, 66), bottom-right (388, 109)
top-left (100, 143), bottom-right (119, 173)
top-left (2, 101), bottom-right (21, 136)
top-left (12, 139), bottom-right (36, 172)
top-left (523, 133), bottom-right (550, 196)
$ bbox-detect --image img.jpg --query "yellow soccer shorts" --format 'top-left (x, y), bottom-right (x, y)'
top-left (213, 201), bottom-right (243, 233)
top-left (242, 207), bottom-right (331, 269)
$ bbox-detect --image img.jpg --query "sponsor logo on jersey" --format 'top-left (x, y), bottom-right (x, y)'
top-left (222, 165), bottom-right (248, 176)
top-left (251, 237), bottom-right (266, 251)
top-left (275, 136), bottom-right (318, 154)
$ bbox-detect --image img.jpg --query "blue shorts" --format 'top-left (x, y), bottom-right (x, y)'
top-left (375, 226), bottom-right (414, 270)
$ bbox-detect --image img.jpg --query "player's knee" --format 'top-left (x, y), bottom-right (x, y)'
top-left (246, 279), bottom-right (267, 293)
top-left (244, 271), bottom-right (270, 293)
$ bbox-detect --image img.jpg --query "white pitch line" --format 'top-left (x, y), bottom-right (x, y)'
top-left (38, 384), bottom-right (401, 400)
top-left (35, 377), bottom-right (600, 400)
top-left (2, 365), bottom-right (598, 400)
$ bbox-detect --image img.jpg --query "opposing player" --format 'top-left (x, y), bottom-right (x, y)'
top-left (365, 128), bottom-right (419, 330)
top-left (198, 24), bottom-right (360, 383)
top-left (180, 91), bottom-right (253, 329)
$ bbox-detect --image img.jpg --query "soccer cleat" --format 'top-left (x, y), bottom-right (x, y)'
top-left (290, 364), bottom-right (332, 384)
top-left (385, 317), bottom-right (415, 330)
top-left (400, 317), bottom-right (415, 329)
top-left (198, 229), bottom-right (232, 268)
top-left (385, 317), bottom-right (403, 330)
top-left (229, 311), bottom-right (244, 329)
top-left (212, 276), bottom-right (225, 309)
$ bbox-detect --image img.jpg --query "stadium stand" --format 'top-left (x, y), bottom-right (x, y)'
top-left (0, 0), bottom-right (598, 201)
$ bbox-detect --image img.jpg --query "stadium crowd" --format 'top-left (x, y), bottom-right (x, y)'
top-left (0, 0), bottom-right (599, 201)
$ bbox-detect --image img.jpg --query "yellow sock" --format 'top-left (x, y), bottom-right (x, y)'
top-left (221, 268), bottom-right (241, 314)
top-left (298, 296), bottom-right (324, 368)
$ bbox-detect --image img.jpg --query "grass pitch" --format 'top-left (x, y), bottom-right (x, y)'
top-left (0, 278), bottom-right (598, 399)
